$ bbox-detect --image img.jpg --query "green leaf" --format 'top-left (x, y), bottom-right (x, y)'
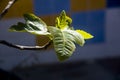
top-left (55, 10), bottom-right (72, 30)
top-left (48, 27), bottom-right (85, 61)
top-left (76, 30), bottom-right (94, 39)
top-left (9, 13), bottom-right (51, 36)
top-left (9, 22), bottom-right (26, 32)
top-left (63, 30), bottom-right (85, 46)
top-left (23, 13), bottom-right (48, 32)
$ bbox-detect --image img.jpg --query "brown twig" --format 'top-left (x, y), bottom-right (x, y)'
top-left (0, 0), bottom-right (18, 20)
top-left (0, 40), bottom-right (52, 50)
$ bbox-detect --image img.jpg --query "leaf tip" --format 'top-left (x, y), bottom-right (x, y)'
top-left (76, 30), bottom-right (94, 40)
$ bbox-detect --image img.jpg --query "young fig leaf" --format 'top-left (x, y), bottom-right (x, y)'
top-left (9, 22), bottom-right (26, 32)
top-left (9, 13), bottom-right (51, 36)
top-left (76, 30), bottom-right (94, 39)
top-left (55, 10), bottom-right (72, 30)
top-left (23, 13), bottom-right (48, 32)
top-left (48, 27), bottom-right (85, 61)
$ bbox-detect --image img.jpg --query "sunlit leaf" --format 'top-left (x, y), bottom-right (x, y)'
top-left (63, 30), bottom-right (85, 46)
top-left (9, 13), bottom-right (51, 36)
top-left (48, 27), bottom-right (84, 61)
top-left (76, 30), bottom-right (94, 39)
top-left (55, 10), bottom-right (72, 30)
top-left (23, 13), bottom-right (48, 32)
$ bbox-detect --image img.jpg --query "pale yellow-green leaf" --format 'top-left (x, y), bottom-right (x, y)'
top-left (48, 27), bottom-right (85, 61)
top-left (48, 27), bottom-right (75, 61)
top-left (55, 10), bottom-right (72, 30)
top-left (76, 30), bottom-right (94, 39)
top-left (63, 30), bottom-right (85, 46)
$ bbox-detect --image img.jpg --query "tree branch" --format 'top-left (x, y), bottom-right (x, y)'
top-left (0, 0), bottom-right (18, 20)
top-left (0, 40), bottom-right (52, 50)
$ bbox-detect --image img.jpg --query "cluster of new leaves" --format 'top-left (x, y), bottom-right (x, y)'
top-left (9, 10), bottom-right (93, 61)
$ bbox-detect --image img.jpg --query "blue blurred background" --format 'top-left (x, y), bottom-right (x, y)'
top-left (0, 0), bottom-right (120, 80)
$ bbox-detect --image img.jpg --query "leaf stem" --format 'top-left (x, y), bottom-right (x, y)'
top-left (0, 40), bottom-right (52, 50)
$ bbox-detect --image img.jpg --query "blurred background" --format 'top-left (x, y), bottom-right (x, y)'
top-left (0, 0), bottom-right (120, 80)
